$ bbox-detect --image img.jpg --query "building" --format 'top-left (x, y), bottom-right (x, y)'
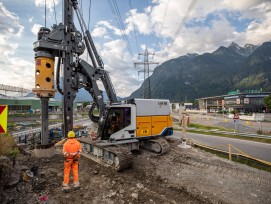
top-left (0, 96), bottom-right (63, 113)
top-left (198, 91), bottom-right (271, 113)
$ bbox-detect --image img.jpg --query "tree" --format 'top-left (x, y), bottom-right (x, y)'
top-left (82, 101), bottom-right (90, 108)
top-left (264, 95), bottom-right (271, 111)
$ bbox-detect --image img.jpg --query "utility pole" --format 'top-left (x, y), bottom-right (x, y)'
top-left (134, 47), bottom-right (158, 99)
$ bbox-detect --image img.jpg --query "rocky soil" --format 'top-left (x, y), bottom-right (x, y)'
top-left (1, 138), bottom-right (271, 204)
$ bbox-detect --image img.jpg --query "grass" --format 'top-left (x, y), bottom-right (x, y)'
top-left (188, 122), bottom-right (234, 132)
top-left (174, 122), bottom-right (271, 144)
top-left (0, 133), bottom-right (19, 158)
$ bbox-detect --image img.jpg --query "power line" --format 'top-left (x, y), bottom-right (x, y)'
top-left (107, 0), bottom-right (134, 57)
top-left (80, 0), bottom-right (83, 16)
top-left (44, 0), bottom-right (47, 27)
top-left (129, 0), bottom-right (139, 54)
top-left (88, 0), bottom-right (91, 30)
top-left (174, 0), bottom-right (198, 38)
top-left (167, 0), bottom-right (198, 52)
top-left (87, 0), bottom-right (91, 62)
top-left (112, 0), bottom-right (133, 56)
top-left (53, 0), bottom-right (57, 25)
top-left (155, 0), bottom-right (170, 49)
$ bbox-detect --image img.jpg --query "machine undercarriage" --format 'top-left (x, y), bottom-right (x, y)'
top-left (78, 137), bottom-right (170, 171)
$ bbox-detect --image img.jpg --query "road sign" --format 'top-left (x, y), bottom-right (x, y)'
top-left (0, 105), bottom-right (8, 133)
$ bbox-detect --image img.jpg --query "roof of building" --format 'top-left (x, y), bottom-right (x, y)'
top-left (197, 92), bottom-right (271, 100)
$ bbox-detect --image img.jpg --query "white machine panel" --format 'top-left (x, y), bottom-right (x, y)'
top-left (133, 98), bottom-right (171, 116)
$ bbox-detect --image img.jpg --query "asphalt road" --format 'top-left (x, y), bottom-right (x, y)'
top-left (172, 130), bottom-right (271, 163)
top-left (173, 112), bottom-right (271, 133)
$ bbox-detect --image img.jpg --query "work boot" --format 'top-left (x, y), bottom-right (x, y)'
top-left (62, 184), bottom-right (71, 192)
top-left (73, 182), bottom-right (80, 189)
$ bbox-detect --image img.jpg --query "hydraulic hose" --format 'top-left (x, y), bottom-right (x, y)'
top-left (88, 103), bottom-right (99, 123)
top-left (56, 57), bottom-right (63, 95)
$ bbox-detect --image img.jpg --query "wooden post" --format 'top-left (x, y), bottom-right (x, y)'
top-left (228, 144), bottom-right (232, 161)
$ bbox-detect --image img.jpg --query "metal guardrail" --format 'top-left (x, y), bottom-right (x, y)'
top-left (187, 127), bottom-right (271, 140)
top-left (193, 142), bottom-right (271, 168)
top-left (12, 123), bottom-right (61, 138)
top-left (11, 118), bottom-right (89, 143)
top-left (16, 132), bottom-right (41, 145)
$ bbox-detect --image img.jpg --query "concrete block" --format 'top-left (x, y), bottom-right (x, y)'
top-left (34, 144), bottom-right (55, 158)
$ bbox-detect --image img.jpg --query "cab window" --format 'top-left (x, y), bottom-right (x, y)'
top-left (102, 107), bottom-right (131, 138)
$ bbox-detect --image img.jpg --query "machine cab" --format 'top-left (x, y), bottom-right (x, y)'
top-left (101, 105), bottom-right (136, 141)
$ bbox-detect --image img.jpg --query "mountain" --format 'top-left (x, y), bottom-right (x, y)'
top-left (227, 42), bottom-right (258, 56)
top-left (128, 41), bottom-right (271, 102)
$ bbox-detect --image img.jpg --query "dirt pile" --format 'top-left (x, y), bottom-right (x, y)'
top-left (1, 138), bottom-right (271, 204)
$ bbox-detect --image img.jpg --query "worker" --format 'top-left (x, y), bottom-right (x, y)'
top-left (62, 130), bottom-right (82, 191)
top-left (110, 115), bottom-right (121, 134)
top-left (179, 113), bottom-right (190, 147)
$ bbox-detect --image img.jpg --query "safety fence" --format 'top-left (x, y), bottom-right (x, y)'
top-left (193, 141), bottom-right (271, 170)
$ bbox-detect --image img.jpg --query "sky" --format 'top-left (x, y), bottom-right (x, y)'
top-left (0, 0), bottom-right (271, 98)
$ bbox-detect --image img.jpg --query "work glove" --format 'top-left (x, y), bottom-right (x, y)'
top-left (74, 155), bottom-right (80, 161)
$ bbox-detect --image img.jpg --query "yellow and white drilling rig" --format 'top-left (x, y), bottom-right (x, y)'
top-left (32, 0), bottom-right (173, 171)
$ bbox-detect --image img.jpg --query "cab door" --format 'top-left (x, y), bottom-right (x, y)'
top-left (151, 116), bottom-right (168, 136)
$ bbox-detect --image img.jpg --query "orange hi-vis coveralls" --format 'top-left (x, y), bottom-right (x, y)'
top-left (63, 138), bottom-right (82, 186)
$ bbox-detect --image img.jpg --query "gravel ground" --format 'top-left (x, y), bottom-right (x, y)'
top-left (1, 138), bottom-right (271, 204)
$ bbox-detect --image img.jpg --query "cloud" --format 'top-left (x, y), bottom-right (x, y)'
top-left (244, 2), bottom-right (271, 44)
top-left (97, 21), bottom-right (122, 36)
top-left (31, 24), bottom-right (43, 35)
top-left (97, 21), bottom-right (133, 36)
top-left (98, 39), bottom-right (139, 97)
top-left (29, 17), bottom-right (34, 22)
top-left (0, 3), bottom-right (24, 58)
top-left (125, 9), bottom-right (153, 35)
top-left (0, 58), bottom-right (34, 90)
top-left (123, 0), bottom-right (271, 59)
top-left (0, 3), bottom-right (32, 89)
top-left (35, 0), bottom-right (60, 11)
top-left (92, 27), bottom-right (107, 38)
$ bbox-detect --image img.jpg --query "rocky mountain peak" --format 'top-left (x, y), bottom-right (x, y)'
top-left (228, 42), bottom-right (241, 50)
top-left (244, 43), bottom-right (256, 49)
top-left (227, 42), bottom-right (257, 56)
top-left (185, 53), bottom-right (199, 58)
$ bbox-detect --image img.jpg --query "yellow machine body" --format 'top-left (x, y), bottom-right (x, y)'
top-left (32, 56), bottom-right (56, 98)
top-left (136, 115), bottom-right (173, 137)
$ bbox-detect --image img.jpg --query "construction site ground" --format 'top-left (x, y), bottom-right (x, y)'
top-left (1, 137), bottom-right (271, 204)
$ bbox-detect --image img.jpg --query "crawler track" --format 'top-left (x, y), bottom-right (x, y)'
top-left (78, 137), bottom-right (133, 171)
top-left (142, 138), bottom-right (170, 155)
